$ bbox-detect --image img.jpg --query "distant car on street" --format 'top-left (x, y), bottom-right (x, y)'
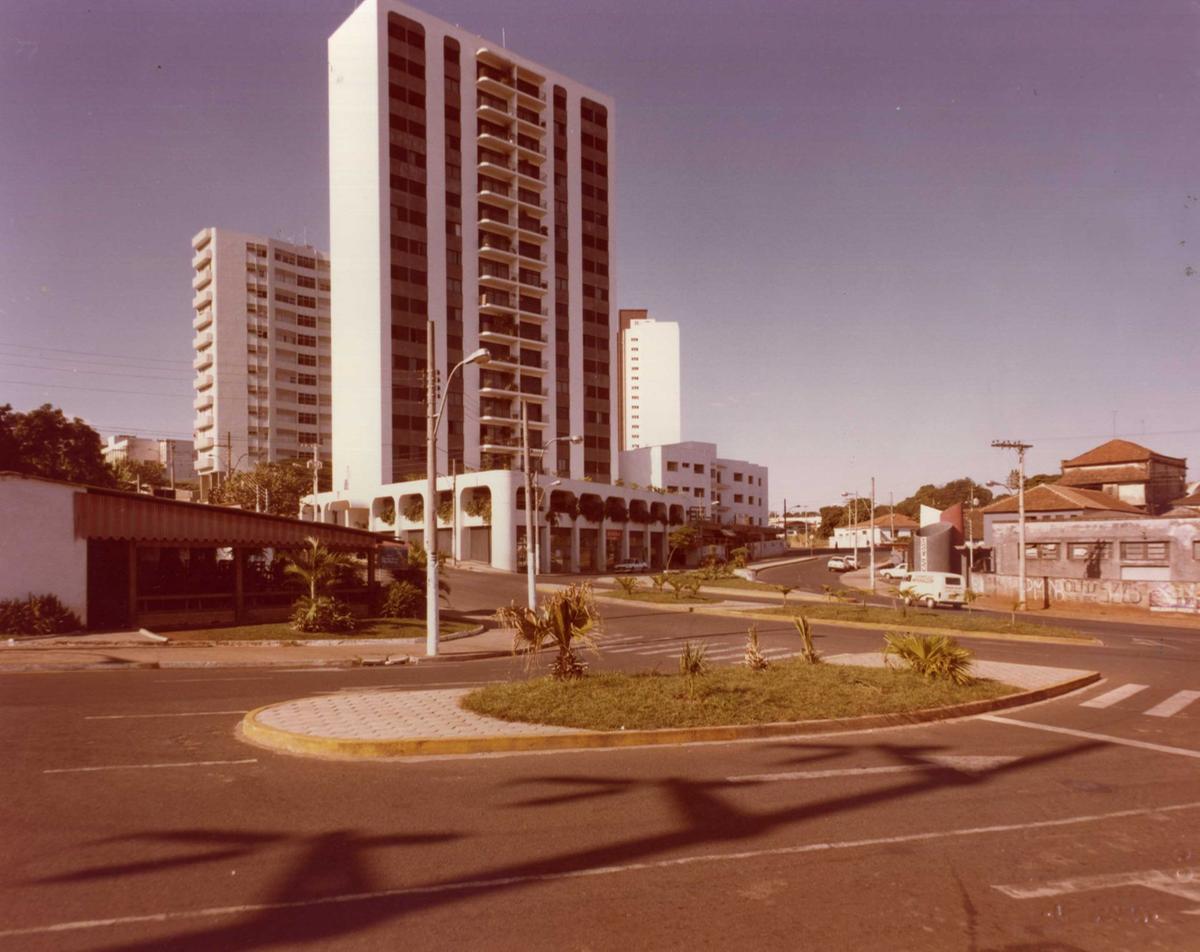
top-left (827, 556), bottom-right (857, 572)
top-left (613, 560), bottom-right (649, 574)
top-left (878, 563), bottom-right (908, 580)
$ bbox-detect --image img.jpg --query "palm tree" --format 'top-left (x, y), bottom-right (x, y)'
top-left (284, 536), bottom-right (356, 601)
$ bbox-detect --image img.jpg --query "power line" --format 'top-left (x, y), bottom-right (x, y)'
top-left (0, 342), bottom-right (191, 367)
top-left (0, 361), bottom-right (193, 383)
top-left (0, 379), bottom-right (191, 398)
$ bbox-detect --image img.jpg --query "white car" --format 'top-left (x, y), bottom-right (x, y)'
top-left (826, 556), bottom-right (857, 572)
top-left (878, 563), bottom-right (908, 580)
top-left (613, 560), bottom-right (649, 574)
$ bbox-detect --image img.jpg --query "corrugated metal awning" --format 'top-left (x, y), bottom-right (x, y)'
top-left (74, 490), bottom-right (379, 550)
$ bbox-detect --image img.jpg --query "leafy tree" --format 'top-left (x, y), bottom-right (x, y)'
top-left (0, 403), bottom-right (114, 486)
top-left (818, 505), bottom-right (847, 540)
top-left (284, 536), bottom-right (356, 602)
top-left (666, 524), bottom-right (701, 568)
top-left (110, 458), bottom-right (167, 492)
top-left (208, 460), bottom-right (314, 516)
top-left (892, 478), bottom-right (996, 519)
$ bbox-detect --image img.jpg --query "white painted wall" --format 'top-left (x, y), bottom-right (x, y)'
top-left (622, 317), bottom-right (680, 450)
top-left (0, 477), bottom-right (88, 625)
top-left (330, 0), bottom-right (388, 488)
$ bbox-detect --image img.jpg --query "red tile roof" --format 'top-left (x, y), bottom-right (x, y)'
top-left (980, 483), bottom-right (1144, 515)
top-left (1057, 465), bottom-right (1147, 486)
top-left (1062, 438), bottom-right (1185, 468)
top-left (848, 513), bottom-right (919, 530)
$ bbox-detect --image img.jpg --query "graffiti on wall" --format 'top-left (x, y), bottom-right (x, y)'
top-left (980, 575), bottom-right (1199, 614)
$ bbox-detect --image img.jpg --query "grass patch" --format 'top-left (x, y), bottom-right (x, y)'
top-left (166, 617), bottom-right (475, 642)
top-left (604, 590), bottom-right (714, 605)
top-left (461, 659), bottom-right (1015, 730)
top-left (761, 603), bottom-right (1089, 640)
top-left (696, 577), bottom-right (779, 592)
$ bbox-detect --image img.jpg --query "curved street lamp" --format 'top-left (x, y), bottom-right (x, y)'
top-left (425, 338), bottom-right (490, 657)
top-left (524, 430), bottom-right (583, 609)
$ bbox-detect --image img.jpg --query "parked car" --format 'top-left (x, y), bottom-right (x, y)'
top-left (898, 571), bottom-right (965, 608)
top-left (878, 563), bottom-right (908, 580)
top-left (827, 556), bottom-right (857, 572)
top-left (613, 560), bottom-right (649, 574)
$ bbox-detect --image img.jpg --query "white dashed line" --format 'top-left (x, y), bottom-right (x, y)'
top-left (981, 715), bottom-right (1200, 759)
top-left (1144, 690), bottom-right (1200, 719)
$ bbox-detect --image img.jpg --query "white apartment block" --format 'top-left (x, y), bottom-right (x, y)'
top-left (328, 0), bottom-right (616, 490)
top-left (619, 308), bottom-right (681, 451)
top-left (619, 441), bottom-right (770, 527)
top-left (191, 227), bottom-right (332, 499)
top-left (103, 434), bottom-right (196, 484)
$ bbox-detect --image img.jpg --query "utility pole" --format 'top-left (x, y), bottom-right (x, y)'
top-left (451, 458), bottom-right (458, 567)
top-left (307, 442), bottom-right (323, 516)
top-left (522, 400), bottom-right (537, 610)
top-left (869, 476), bottom-right (876, 593)
top-left (992, 439), bottom-right (1032, 609)
top-left (425, 322), bottom-right (441, 656)
top-left (782, 497), bottom-right (787, 549)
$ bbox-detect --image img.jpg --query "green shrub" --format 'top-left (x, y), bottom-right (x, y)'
top-left (883, 632), bottom-right (973, 685)
top-left (678, 641), bottom-right (709, 698)
top-left (793, 614), bottom-right (820, 664)
top-left (0, 594), bottom-right (82, 636)
top-left (615, 577), bottom-right (640, 596)
top-left (730, 546), bottom-right (749, 569)
top-left (744, 624), bottom-right (769, 671)
top-left (381, 580), bottom-right (424, 618)
top-left (290, 596), bottom-right (357, 634)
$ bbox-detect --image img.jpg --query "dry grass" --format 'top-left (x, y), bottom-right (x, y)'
top-left (461, 659), bottom-right (1014, 730)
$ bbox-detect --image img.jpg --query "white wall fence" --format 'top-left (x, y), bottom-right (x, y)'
top-left (971, 573), bottom-right (1199, 614)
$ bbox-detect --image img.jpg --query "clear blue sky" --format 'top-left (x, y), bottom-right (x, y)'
top-left (2, 0), bottom-right (1197, 509)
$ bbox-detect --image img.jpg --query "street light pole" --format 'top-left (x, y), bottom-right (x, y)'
top-left (521, 419), bottom-right (583, 611)
top-left (424, 325), bottom-right (491, 657)
top-left (992, 439), bottom-right (1032, 610)
top-left (869, 476), bottom-right (876, 593)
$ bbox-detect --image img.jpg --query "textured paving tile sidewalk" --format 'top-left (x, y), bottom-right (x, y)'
top-left (255, 688), bottom-right (586, 740)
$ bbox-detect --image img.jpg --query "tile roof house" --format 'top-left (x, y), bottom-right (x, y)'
top-left (979, 483), bottom-right (1143, 544)
top-left (1057, 439), bottom-right (1187, 515)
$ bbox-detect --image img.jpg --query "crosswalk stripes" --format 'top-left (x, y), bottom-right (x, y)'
top-left (1144, 690), bottom-right (1200, 719)
top-left (1078, 683), bottom-right (1198, 719)
top-left (1080, 684), bottom-right (1149, 709)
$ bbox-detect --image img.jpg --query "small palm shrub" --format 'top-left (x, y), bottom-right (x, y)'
top-left (666, 574), bottom-right (688, 600)
top-left (381, 580), bottom-right (423, 618)
top-left (649, 572), bottom-right (669, 593)
top-left (883, 632), bottom-right (974, 685)
top-left (290, 596), bottom-right (357, 633)
top-left (678, 641), bottom-right (708, 698)
top-left (776, 584), bottom-right (794, 607)
top-left (793, 614), bottom-right (820, 664)
top-left (680, 574), bottom-right (702, 599)
top-left (0, 594), bottom-right (82, 635)
top-left (497, 583), bottom-right (600, 680)
top-left (615, 576), bottom-right (640, 596)
top-left (744, 624), bottom-right (769, 671)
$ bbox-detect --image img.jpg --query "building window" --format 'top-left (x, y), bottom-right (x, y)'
top-left (1194, 540), bottom-right (1200, 559)
top-left (694, 488), bottom-right (704, 498)
top-left (1024, 543), bottom-right (1061, 560)
top-left (695, 465), bottom-right (704, 475)
top-left (1121, 541), bottom-right (1168, 562)
top-left (666, 461), bottom-right (678, 472)
top-left (1068, 542), bottom-right (1112, 561)
top-left (734, 472), bottom-right (743, 482)
top-left (734, 494), bottom-right (744, 504)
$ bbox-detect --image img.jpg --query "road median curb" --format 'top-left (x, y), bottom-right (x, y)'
top-left (238, 669), bottom-right (1101, 760)
top-left (587, 593), bottom-right (1099, 646)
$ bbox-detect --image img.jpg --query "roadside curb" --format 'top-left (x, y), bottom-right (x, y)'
top-left (239, 669), bottom-right (1102, 760)
top-left (587, 593), bottom-right (1099, 646)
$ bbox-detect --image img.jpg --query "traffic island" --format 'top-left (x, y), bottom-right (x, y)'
top-left (238, 655), bottom-right (1099, 760)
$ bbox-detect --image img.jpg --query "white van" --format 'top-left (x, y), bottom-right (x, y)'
top-left (899, 572), bottom-right (965, 609)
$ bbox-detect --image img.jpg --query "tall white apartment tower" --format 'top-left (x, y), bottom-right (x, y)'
top-left (190, 227), bottom-right (333, 499)
top-left (618, 308), bottom-right (681, 451)
top-left (329, 0), bottom-right (617, 489)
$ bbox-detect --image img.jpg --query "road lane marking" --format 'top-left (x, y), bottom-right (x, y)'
top-left (4, 799), bottom-right (1199, 940)
top-left (154, 677), bottom-right (272, 683)
top-left (980, 715), bottom-right (1200, 759)
top-left (44, 759), bottom-right (257, 774)
top-left (729, 755), bottom-right (1019, 783)
top-left (1079, 683), bottom-right (1148, 709)
top-left (85, 711), bottom-right (248, 720)
top-left (995, 865), bottom-right (1200, 914)
top-left (1144, 690), bottom-right (1200, 719)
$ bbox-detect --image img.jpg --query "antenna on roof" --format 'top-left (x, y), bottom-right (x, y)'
top-left (502, 28), bottom-right (506, 48)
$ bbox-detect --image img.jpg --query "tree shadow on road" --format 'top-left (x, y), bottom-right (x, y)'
top-left (17, 736), bottom-right (1105, 951)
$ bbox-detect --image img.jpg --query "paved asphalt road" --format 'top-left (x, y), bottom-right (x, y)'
top-left (2, 566), bottom-right (1199, 950)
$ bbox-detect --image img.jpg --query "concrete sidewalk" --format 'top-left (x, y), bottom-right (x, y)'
top-left (239, 654), bottom-right (1099, 759)
top-left (0, 626), bottom-right (516, 672)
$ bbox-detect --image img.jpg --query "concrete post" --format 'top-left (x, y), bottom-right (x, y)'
top-left (569, 521), bottom-right (581, 573)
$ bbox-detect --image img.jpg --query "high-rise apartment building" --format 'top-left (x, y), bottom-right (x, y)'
top-left (190, 227), bottom-right (332, 499)
top-left (329, 0), bottom-right (616, 487)
top-left (618, 308), bottom-right (681, 451)
top-left (103, 434), bottom-right (196, 485)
